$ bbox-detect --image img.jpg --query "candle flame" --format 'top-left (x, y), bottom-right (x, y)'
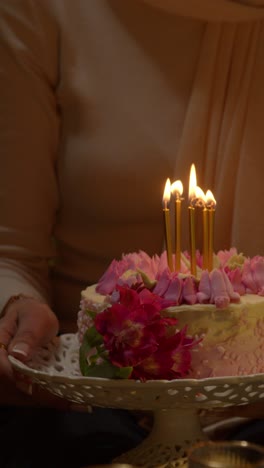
top-left (194, 186), bottom-right (206, 208)
top-left (163, 178), bottom-right (171, 208)
top-left (189, 164), bottom-right (197, 203)
top-left (205, 189), bottom-right (216, 209)
top-left (171, 180), bottom-right (183, 199)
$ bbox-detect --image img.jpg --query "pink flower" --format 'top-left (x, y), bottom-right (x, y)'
top-left (95, 248), bottom-right (246, 313)
top-left (153, 270), bottom-right (183, 304)
top-left (195, 251), bottom-right (203, 269)
top-left (96, 259), bottom-right (127, 294)
top-left (96, 251), bottom-right (159, 295)
top-left (152, 269), bottom-right (172, 296)
top-left (182, 276), bottom-right (198, 305)
top-left (242, 256), bottom-right (264, 295)
top-left (225, 267), bottom-right (246, 296)
top-left (197, 269), bottom-right (240, 308)
top-left (197, 270), bottom-right (211, 303)
top-left (217, 248), bottom-right (238, 267)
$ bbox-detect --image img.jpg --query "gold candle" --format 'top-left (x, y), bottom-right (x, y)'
top-left (188, 206), bottom-right (197, 276)
top-left (203, 207), bottom-right (209, 270)
top-left (194, 187), bottom-right (208, 270)
top-left (188, 164), bottom-right (197, 277)
top-left (171, 180), bottom-right (183, 271)
top-left (163, 178), bottom-right (173, 271)
top-left (208, 207), bottom-right (215, 271)
top-left (206, 190), bottom-right (216, 272)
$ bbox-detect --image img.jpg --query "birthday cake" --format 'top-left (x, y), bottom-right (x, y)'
top-left (77, 249), bottom-right (264, 381)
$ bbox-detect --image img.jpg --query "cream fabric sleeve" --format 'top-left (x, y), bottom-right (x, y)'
top-left (0, 0), bottom-right (60, 312)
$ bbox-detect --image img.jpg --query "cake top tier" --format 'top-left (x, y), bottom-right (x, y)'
top-left (95, 248), bottom-right (264, 309)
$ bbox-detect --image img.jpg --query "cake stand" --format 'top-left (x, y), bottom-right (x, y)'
top-left (9, 333), bottom-right (264, 468)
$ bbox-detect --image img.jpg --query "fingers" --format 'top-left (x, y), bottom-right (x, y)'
top-left (0, 297), bottom-right (59, 385)
top-left (15, 380), bottom-right (89, 412)
top-left (0, 298), bottom-right (75, 411)
top-left (0, 309), bottom-right (16, 380)
top-left (0, 345), bottom-right (14, 381)
top-left (2, 297), bottom-right (59, 361)
top-left (0, 376), bottom-right (78, 410)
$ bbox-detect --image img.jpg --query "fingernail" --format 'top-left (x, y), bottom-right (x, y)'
top-left (11, 343), bottom-right (30, 357)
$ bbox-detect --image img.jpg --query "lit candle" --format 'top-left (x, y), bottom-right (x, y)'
top-left (201, 190), bottom-right (208, 270)
top-left (206, 190), bottom-right (216, 271)
top-left (192, 185), bottom-right (207, 269)
top-left (171, 180), bottom-right (183, 271)
top-left (202, 206), bottom-right (209, 270)
top-left (188, 164), bottom-right (197, 277)
top-left (163, 178), bottom-right (173, 270)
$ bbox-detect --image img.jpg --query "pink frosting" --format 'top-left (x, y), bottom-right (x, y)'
top-left (96, 249), bottom-right (264, 309)
top-left (242, 256), bottom-right (264, 295)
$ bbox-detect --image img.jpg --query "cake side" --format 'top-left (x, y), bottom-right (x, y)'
top-left (163, 294), bottom-right (264, 378)
top-left (77, 284), bottom-right (111, 343)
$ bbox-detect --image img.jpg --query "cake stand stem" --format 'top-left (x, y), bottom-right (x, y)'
top-left (114, 407), bottom-right (208, 467)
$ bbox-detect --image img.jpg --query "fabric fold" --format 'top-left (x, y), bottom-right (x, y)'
top-left (172, 20), bottom-right (264, 256)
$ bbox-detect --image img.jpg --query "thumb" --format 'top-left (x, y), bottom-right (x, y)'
top-left (8, 299), bottom-right (59, 362)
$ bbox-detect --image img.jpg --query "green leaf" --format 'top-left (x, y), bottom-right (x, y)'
top-left (79, 326), bottom-right (133, 379)
top-left (79, 326), bottom-right (103, 375)
top-left (84, 326), bottom-right (103, 347)
top-left (85, 309), bottom-right (97, 320)
top-left (115, 366), bottom-right (133, 379)
top-left (137, 268), bottom-right (157, 289)
top-left (82, 360), bottom-right (133, 379)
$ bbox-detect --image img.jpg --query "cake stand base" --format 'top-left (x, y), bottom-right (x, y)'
top-left (114, 407), bottom-right (208, 467)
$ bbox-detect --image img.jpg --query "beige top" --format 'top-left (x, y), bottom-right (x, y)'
top-left (1, 0), bottom-right (264, 331)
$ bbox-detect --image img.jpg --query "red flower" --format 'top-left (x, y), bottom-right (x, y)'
top-left (95, 286), bottom-right (173, 368)
top-left (94, 286), bottom-right (197, 380)
top-left (131, 327), bottom-right (195, 381)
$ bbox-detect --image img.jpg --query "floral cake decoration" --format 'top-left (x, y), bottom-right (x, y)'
top-left (78, 249), bottom-right (264, 381)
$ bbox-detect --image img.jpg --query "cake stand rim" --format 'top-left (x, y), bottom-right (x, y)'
top-left (8, 332), bottom-right (264, 389)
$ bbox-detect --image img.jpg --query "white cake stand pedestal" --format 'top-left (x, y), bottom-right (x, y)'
top-left (115, 406), bottom-right (207, 467)
top-left (9, 333), bottom-right (264, 468)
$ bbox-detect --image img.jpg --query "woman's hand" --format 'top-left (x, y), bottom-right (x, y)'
top-left (0, 297), bottom-right (88, 411)
top-left (0, 296), bottom-right (71, 408)
top-left (0, 296), bottom-right (59, 377)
